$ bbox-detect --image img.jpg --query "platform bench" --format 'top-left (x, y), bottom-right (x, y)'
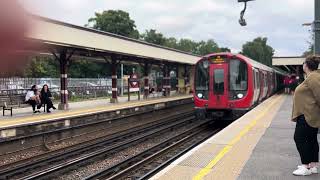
top-left (1, 95), bottom-right (27, 116)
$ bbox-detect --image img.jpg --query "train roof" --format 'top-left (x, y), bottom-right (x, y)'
top-left (236, 54), bottom-right (274, 71)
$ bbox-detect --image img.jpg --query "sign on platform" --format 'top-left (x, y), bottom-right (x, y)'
top-left (128, 73), bottom-right (140, 101)
top-left (129, 73), bottom-right (139, 92)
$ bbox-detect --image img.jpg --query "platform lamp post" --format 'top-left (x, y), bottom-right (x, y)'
top-left (315, 0), bottom-right (320, 55)
top-left (237, 0), bottom-right (255, 26)
top-left (121, 63), bottom-right (124, 96)
top-left (302, 0), bottom-right (320, 55)
top-left (315, 0), bottom-right (320, 134)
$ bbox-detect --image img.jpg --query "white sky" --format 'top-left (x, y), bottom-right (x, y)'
top-left (20, 0), bottom-right (315, 56)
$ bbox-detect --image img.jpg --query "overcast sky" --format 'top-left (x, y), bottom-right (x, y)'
top-left (20, 0), bottom-right (314, 56)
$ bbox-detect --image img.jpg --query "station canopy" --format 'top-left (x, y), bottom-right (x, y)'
top-left (272, 56), bottom-right (304, 66)
top-left (25, 16), bottom-right (200, 65)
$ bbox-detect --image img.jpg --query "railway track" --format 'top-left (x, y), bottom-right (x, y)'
top-left (84, 120), bottom-right (219, 180)
top-left (0, 111), bottom-right (195, 180)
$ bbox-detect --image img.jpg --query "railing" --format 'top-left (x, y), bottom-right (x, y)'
top-left (0, 77), bottom-right (179, 103)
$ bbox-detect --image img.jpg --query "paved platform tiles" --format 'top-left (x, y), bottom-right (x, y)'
top-left (0, 94), bottom-right (191, 128)
top-left (151, 94), bottom-right (319, 180)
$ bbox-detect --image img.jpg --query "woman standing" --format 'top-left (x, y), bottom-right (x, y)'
top-left (40, 84), bottom-right (56, 113)
top-left (292, 56), bottom-right (320, 176)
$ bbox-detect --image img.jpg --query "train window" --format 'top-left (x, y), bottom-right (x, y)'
top-left (256, 71), bottom-right (260, 89)
top-left (195, 60), bottom-right (209, 99)
top-left (229, 59), bottom-right (248, 91)
top-left (252, 70), bottom-right (256, 89)
top-left (214, 69), bottom-right (224, 94)
top-left (254, 70), bottom-right (258, 89)
top-left (195, 61), bottom-right (209, 91)
top-left (264, 74), bottom-right (267, 87)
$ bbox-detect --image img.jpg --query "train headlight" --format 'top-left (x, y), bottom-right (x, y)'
top-left (237, 93), bottom-right (244, 99)
top-left (197, 93), bottom-right (203, 99)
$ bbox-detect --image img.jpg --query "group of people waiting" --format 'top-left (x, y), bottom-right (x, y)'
top-left (25, 84), bottom-right (56, 113)
top-left (284, 74), bottom-right (299, 94)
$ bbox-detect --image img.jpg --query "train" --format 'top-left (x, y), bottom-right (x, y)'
top-left (193, 52), bottom-right (286, 120)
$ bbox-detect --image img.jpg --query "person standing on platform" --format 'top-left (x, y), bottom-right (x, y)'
top-left (25, 85), bottom-right (41, 113)
top-left (284, 76), bottom-right (290, 94)
top-left (292, 55), bottom-right (320, 176)
top-left (40, 84), bottom-right (56, 113)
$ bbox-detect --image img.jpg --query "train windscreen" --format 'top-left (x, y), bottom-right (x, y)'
top-left (195, 60), bottom-right (209, 99)
top-left (229, 59), bottom-right (248, 100)
top-left (229, 59), bottom-right (248, 91)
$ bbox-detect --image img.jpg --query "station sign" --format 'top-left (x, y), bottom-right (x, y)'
top-left (129, 73), bottom-right (139, 92)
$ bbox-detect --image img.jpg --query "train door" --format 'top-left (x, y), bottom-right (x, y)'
top-left (209, 63), bottom-right (228, 108)
top-left (264, 73), bottom-right (268, 98)
top-left (266, 72), bottom-right (271, 97)
top-left (255, 70), bottom-right (260, 102)
top-left (259, 70), bottom-right (264, 101)
top-left (253, 69), bottom-right (259, 104)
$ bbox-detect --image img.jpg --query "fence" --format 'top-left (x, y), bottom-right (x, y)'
top-left (0, 77), bottom-right (178, 98)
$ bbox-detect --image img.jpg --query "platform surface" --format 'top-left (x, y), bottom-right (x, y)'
top-left (151, 94), bottom-right (320, 180)
top-left (0, 93), bottom-right (192, 129)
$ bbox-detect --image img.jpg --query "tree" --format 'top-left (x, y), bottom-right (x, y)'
top-left (69, 59), bottom-right (106, 78)
top-left (303, 31), bottom-right (314, 57)
top-left (303, 45), bottom-right (314, 57)
top-left (196, 39), bottom-right (220, 55)
top-left (87, 10), bottom-right (139, 39)
top-left (219, 47), bottom-right (231, 52)
top-left (141, 29), bottom-right (166, 45)
top-left (164, 37), bottom-right (179, 49)
top-left (241, 37), bottom-right (274, 66)
top-left (177, 39), bottom-right (198, 54)
top-left (24, 57), bottom-right (59, 78)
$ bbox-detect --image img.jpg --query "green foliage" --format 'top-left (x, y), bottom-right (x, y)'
top-left (196, 40), bottom-right (220, 55)
top-left (87, 10), bottom-right (230, 56)
top-left (166, 38), bottom-right (227, 55)
top-left (164, 37), bottom-right (179, 49)
top-left (139, 29), bottom-right (227, 55)
top-left (177, 39), bottom-right (199, 54)
top-left (241, 37), bottom-right (274, 67)
top-left (87, 10), bottom-right (139, 39)
top-left (303, 31), bottom-right (314, 57)
top-left (24, 56), bottom-right (59, 77)
top-left (69, 59), bottom-right (107, 78)
top-left (141, 29), bottom-right (166, 45)
top-left (219, 47), bottom-right (231, 52)
top-left (303, 45), bottom-right (314, 57)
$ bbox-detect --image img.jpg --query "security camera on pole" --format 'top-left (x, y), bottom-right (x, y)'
top-left (238, 0), bottom-right (255, 26)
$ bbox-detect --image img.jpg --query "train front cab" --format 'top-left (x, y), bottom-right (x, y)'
top-left (194, 55), bottom-right (252, 120)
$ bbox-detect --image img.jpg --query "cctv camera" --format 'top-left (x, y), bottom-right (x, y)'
top-left (239, 18), bottom-right (247, 26)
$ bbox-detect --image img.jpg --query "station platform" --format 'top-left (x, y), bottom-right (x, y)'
top-left (151, 94), bottom-right (320, 180)
top-left (0, 94), bottom-right (192, 139)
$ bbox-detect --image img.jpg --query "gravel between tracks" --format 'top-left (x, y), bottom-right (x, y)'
top-left (57, 122), bottom-right (195, 180)
top-left (0, 108), bottom-right (190, 167)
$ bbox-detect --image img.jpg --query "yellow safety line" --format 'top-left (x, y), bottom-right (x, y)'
top-left (0, 96), bottom-right (191, 128)
top-left (192, 95), bottom-right (284, 180)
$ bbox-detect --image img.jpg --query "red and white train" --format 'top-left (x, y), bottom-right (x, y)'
top-left (193, 52), bottom-right (286, 120)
